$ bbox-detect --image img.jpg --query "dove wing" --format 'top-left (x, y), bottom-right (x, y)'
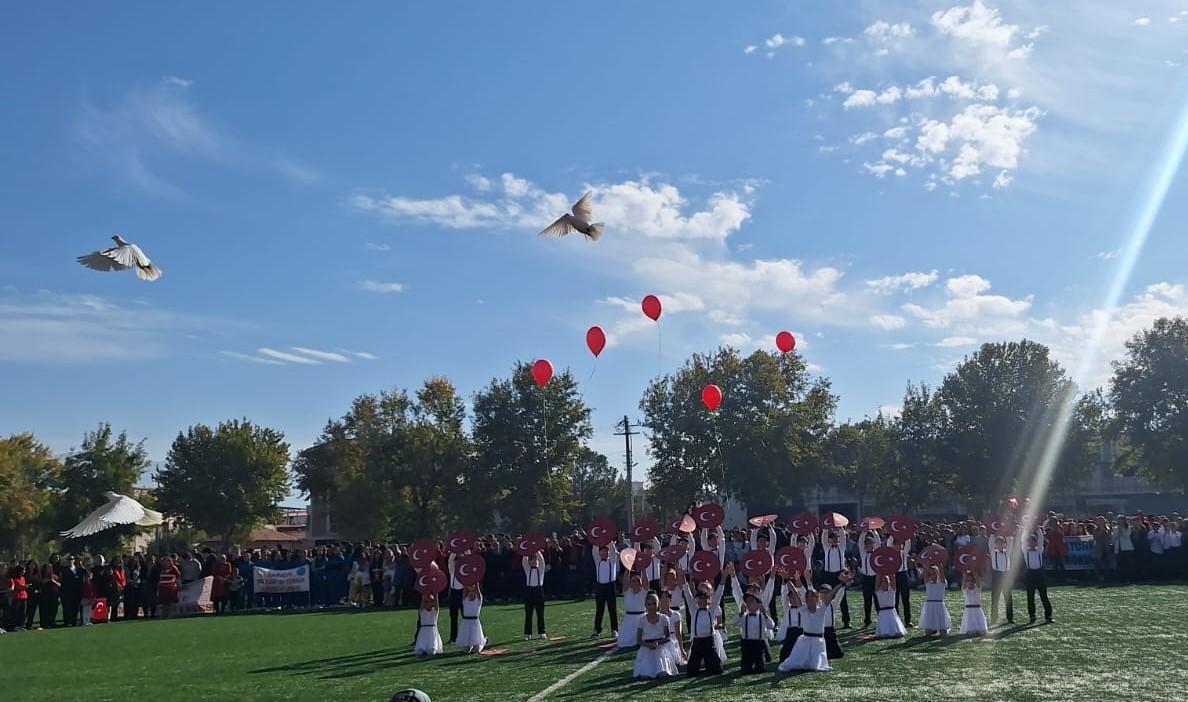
top-left (78, 249), bottom-right (132, 272)
top-left (127, 244), bottom-right (163, 281)
top-left (60, 493), bottom-right (145, 538)
top-left (540, 215), bottom-right (575, 238)
top-left (135, 506), bottom-right (165, 526)
top-left (570, 191), bottom-right (594, 221)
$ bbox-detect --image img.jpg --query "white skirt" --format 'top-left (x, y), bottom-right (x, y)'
top-left (456, 618), bottom-right (486, 651)
top-left (778, 634), bottom-right (830, 672)
top-left (960, 604), bottom-right (989, 636)
top-left (414, 624), bottom-right (443, 656)
top-left (617, 614), bottom-right (643, 648)
top-left (875, 607), bottom-right (906, 639)
top-left (919, 600), bottom-right (952, 633)
top-left (663, 638), bottom-right (686, 666)
top-left (713, 629), bottom-right (728, 662)
top-left (633, 642), bottom-right (679, 678)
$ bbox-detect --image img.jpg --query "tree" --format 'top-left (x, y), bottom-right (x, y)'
top-left (886, 383), bottom-right (946, 513)
top-left (471, 361), bottom-right (594, 531)
top-left (825, 415), bottom-right (896, 515)
top-left (641, 347), bottom-right (837, 516)
top-left (570, 446), bottom-right (628, 527)
top-left (1110, 316), bottom-right (1188, 491)
top-left (933, 340), bottom-right (1089, 512)
top-left (0, 433), bottom-right (61, 555)
top-left (156, 418), bottom-right (290, 546)
top-left (293, 379), bottom-right (478, 540)
top-left (53, 423), bottom-right (152, 554)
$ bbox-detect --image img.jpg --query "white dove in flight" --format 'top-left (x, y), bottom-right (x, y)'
top-left (60, 491), bottom-right (165, 539)
top-left (540, 191), bottom-right (604, 242)
top-left (78, 235), bottom-right (163, 281)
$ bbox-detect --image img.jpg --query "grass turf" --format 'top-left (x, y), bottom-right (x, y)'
top-left (2, 584), bottom-right (1183, 701)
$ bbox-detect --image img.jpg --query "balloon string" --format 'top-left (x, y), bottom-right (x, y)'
top-left (656, 321), bottom-right (663, 377)
top-left (588, 355), bottom-right (599, 381)
top-left (541, 390), bottom-right (550, 476)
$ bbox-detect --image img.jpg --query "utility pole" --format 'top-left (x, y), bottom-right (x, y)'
top-left (615, 415), bottom-right (641, 529)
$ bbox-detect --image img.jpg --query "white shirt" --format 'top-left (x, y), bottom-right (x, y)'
top-left (591, 545), bottom-right (619, 584)
top-left (447, 552), bottom-right (464, 590)
top-left (884, 537), bottom-right (911, 572)
top-left (991, 544), bottom-right (1012, 572)
top-left (1114, 525), bottom-right (1134, 553)
top-left (731, 609), bottom-right (774, 640)
top-left (823, 544), bottom-right (845, 573)
top-left (522, 553), bottom-right (546, 587)
top-left (1148, 528), bottom-right (1165, 555)
top-left (1166, 530), bottom-right (1183, 549)
top-left (689, 605), bottom-right (722, 638)
top-left (1024, 547), bottom-right (1044, 570)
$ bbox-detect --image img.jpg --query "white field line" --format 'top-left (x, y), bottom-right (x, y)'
top-left (525, 646), bottom-right (618, 702)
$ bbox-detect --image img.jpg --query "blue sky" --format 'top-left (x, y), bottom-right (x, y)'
top-left (3, 2), bottom-right (1188, 506)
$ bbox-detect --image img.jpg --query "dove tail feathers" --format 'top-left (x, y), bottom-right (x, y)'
top-left (585, 223), bottom-right (605, 242)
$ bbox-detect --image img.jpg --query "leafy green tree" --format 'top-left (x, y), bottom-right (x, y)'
top-left (641, 347), bottom-right (837, 516)
top-left (570, 446), bottom-right (628, 526)
top-left (1110, 316), bottom-right (1188, 490)
top-left (826, 415), bottom-right (896, 515)
top-left (156, 418), bottom-right (290, 546)
top-left (933, 340), bottom-right (1087, 512)
top-left (471, 361), bottom-right (593, 531)
top-left (53, 423), bottom-right (152, 554)
top-left (886, 383), bottom-right (946, 513)
top-left (293, 379), bottom-right (478, 540)
top-left (0, 433), bottom-right (61, 555)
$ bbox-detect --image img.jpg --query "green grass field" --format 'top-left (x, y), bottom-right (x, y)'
top-left (2, 584), bottom-right (1182, 701)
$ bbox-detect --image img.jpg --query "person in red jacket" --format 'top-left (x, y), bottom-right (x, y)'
top-left (1044, 516), bottom-right (1068, 582)
top-left (5, 565), bottom-right (29, 632)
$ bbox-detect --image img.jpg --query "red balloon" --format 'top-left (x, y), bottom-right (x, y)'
top-left (586, 326), bottom-right (606, 357)
top-left (701, 384), bottom-right (722, 412)
top-left (532, 359), bottom-right (553, 387)
top-left (641, 295), bottom-right (662, 321)
top-left (776, 331), bottom-right (796, 353)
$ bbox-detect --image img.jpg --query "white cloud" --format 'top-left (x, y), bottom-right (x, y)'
top-left (352, 172), bottom-right (752, 242)
top-left (1135, 17), bottom-right (1152, 26)
top-left (930, 0), bottom-right (1022, 50)
top-left (358, 280), bottom-right (407, 294)
top-left (1092, 249), bottom-right (1121, 260)
top-left (74, 77), bottom-right (318, 196)
top-left (936, 335), bottom-right (978, 347)
top-left (869, 314), bottom-right (907, 330)
top-left (878, 405), bottom-right (904, 418)
top-left (866, 270), bottom-right (940, 294)
top-left (744, 45), bottom-right (757, 54)
top-left (364, 242), bottom-right (391, 251)
top-left (222, 345), bottom-right (376, 366)
top-left (823, 37), bottom-right (853, 45)
top-left (290, 347), bottom-right (351, 363)
top-left (0, 289), bottom-right (225, 363)
top-left (865, 21), bottom-right (915, 39)
top-left (257, 348), bottom-right (321, 365)
top-left (901, 274), bottom-right (1032, 330)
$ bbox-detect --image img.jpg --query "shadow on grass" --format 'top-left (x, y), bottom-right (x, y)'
top-left (248, 647), bottom-right (415, 679)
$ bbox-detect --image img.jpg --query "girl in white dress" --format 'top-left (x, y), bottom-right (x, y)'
top-left (918, 564), bottom-right (952, 636)
top-left (617, 572), bottom-right (650, 649)
top-left (633, 592), bottom-right (679, 679)
top-left (658, 591), bottom-right (685, 666)
top-left (959, 570), bottom-right (989, 637)
top-left (777, 575), bottom-right (849, 673)
top-left (873, 574), bottom-right (906, 639)
top-left (455, 583), bottom-right (487, 653)
top-left (413, 592), bottom-right (443, 656)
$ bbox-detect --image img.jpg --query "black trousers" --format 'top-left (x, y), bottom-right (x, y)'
top-left (38, 594), bottom-right (60, 629)
top-left (738, 638), bottom-right (766, 674)
top-left (1024, 570), bottom-right (1052, 621)
top-left (822, 571), bottom-right (850, 626)
top-left (861, 574), bottom-right (877, 624)
top-left (895, 571), bottom-right (913, 624)
top-left (593, 582), bottom-right (618, 633)
top-left (687, 636), bottom-right (723, 676)
top-left (447, 588), bottom-right (464, 641)
top-left (524, 586), bottom-right (545, 635)
top-left (61, 596), bottom-right (80, 626)
top-left (990, 570), bottom-right (1014, 622)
